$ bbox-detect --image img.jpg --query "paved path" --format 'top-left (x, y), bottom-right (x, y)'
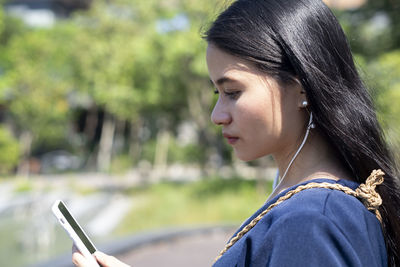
top-left (117, 228), bottom-right (234, 267)
top-left (31, 226), bottom-right (236, 267)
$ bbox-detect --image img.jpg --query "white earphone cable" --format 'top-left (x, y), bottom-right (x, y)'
top-left (273, 112), bottom-right (314, 189)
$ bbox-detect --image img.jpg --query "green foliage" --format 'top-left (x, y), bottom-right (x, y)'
top-left (13, 178), bottom-right (33, 193)
top-left (168, 140), bottom-right (207, 164)
top-left (116, 177), bottom-right (271, 234)
top-left (0, 126), bottom-right (20, 174)
top-left (187, 176), bottom-right (261, 198)
top-left (0, 0), bottom-right (398, 172)
top-left (338, 1), bottom-right (400, 59)
top-left (0, 24), bottom-right (76, 148)
top-left (365, 50), bottom-right (400, 150)
top-left (110, 154), bottom-right (134, 174)
top-left (141, 140), bottom-right (157, 163)
top-left (69, 10), bottom-right (142, 120)
top-left (0, 0), bottom-right (222, 171)
top-left (141, 137), bottom-right (207, 165)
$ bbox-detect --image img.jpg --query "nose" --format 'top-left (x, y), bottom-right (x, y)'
top-left (211, 99), bottom-right (232, 125)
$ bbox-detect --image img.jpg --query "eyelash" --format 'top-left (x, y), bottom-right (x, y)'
top-left (225, 91), bottom-right (240, 99)
top-left (213, 89), bottom-right (241, 100)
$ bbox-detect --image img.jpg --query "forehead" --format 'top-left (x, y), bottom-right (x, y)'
top-left (206, 44), bottom-right (260, 83)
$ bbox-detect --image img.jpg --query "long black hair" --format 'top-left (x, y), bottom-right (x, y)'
top-left (205, 0), bottom-right (400, 265)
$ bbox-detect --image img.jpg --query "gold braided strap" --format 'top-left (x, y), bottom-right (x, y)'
top-left (355, 169), bottom-right (384, 222)
top-left (214, 169), bottom-right (385, 263)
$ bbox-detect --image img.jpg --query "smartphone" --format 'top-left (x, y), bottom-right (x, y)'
top-left (52, 199), bottom-right (100, 267)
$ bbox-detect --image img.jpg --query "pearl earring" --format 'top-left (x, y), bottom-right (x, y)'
top-left (301, 100), bottom-right (308, 108)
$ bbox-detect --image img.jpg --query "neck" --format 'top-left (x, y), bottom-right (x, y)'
top-left (269, 130), bottom-right (352, 200)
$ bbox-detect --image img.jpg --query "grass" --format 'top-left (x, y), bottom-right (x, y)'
top-left (0, 218), bottom-right (24, 267)
top-left (115, 176), bottom-right (273, 235)
top-left (13, 178), bottom-right (34, 193)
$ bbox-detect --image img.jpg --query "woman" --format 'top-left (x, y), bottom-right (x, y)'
top-left (73, 0), bottom-right (400, 266)
top-left (205, 0), bottom-right (400, 265)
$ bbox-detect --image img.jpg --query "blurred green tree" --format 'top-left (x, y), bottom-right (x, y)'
top-left (64, 0), bottom-right (220, 172)
top-left (5, 0), bottom-right (398, 175)
top-left (0, 125), bottom-right (19, 174)
top-left (0, 27), bottom-right (74, 175)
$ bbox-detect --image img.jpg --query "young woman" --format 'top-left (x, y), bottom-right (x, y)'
top-left (73, 0), bottom-right (400, 266)
top-left (205, 0), bottom-right (400, 266)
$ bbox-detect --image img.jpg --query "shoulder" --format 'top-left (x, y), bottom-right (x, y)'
top-left (266, 184), bottom-right (380, 233)
top-left (264, 187), bottom-right (356, 238)
top-left (252, 185), bottom-right (386, 266)
top-left (213, 181), bottom-right (387, 267)
top-left (270, 183), bottom-right (365, 217)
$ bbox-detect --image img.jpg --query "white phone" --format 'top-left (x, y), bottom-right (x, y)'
top-left (52, 199), bottom-right (100, 267)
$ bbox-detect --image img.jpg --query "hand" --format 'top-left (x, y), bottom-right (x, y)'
top-left (72, 245), bottom-right (131, 267)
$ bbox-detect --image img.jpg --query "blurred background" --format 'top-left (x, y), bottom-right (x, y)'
top-left (0, 0), bottom-right (399, 266)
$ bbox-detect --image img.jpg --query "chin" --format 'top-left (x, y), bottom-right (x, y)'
top-left (235, 153), bottom-right (260, 162)
top-left (235, 150), bottom-right (269, 162)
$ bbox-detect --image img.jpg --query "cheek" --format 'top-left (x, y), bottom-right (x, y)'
top-left (234, 95), bottom-right (286, 159)
top-left (237, 95), bottom-right (282, 135)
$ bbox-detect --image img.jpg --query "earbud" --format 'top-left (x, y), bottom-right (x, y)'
top-left (308, 112), bottom-right (316, 129)
top-left (301, 100), bottom-right (308, 108)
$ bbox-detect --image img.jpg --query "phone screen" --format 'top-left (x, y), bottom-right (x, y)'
top-left (58, 201), bottom-right (96, 254)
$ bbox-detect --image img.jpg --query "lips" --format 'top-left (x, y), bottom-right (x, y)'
top-left (223, 133), bottom-right (239, 145)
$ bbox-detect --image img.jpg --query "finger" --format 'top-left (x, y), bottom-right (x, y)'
top-left (72, 245), bottom-right (81, 266)
top-left (72, 250), bottom-right (89, 267)
top-left (72, 245), bottom-right (97, 267)
top-left (94, 251), bottom-right (131, 267)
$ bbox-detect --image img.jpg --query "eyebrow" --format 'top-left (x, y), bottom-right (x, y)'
top-left (213, 77), bottom-right (239, 86)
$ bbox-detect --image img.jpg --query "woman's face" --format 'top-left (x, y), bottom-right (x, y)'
top-left (206, 44), bottom-right (307, 161)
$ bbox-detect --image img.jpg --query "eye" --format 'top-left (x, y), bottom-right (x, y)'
top-left (224, 91), bottom-right (241, 100)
